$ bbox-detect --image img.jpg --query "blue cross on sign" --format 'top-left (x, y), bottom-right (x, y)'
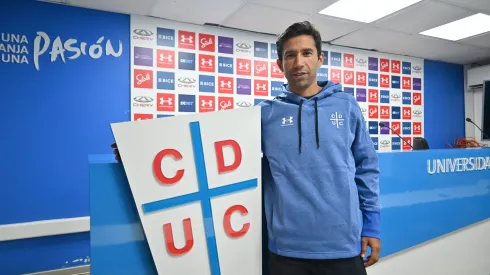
top-left (141, 121), bottom-right (258, 275)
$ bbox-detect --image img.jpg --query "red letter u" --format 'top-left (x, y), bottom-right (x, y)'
top-left (163, 218), bottom-right (194, 256)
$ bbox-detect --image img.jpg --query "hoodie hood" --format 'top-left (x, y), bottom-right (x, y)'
top-left (274, 80), bottom-right (343, 153)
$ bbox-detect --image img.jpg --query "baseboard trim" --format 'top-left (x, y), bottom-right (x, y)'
top-left (24, 265), bottom-right (90, 275)
top-left (0, 217), bottom-right (90, 241)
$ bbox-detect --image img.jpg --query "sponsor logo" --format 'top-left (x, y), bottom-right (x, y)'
top-left (380, 58), bottom-right (389, 72)
top-left (330, 52), bottom-right (341, 67)
top-left (271, 81), bottom-right (284, 96)
top-left (236, 58), bottom-right (251, 75)
top-left (380, 139), bottom-right (391, 149)
top-left (133, 29), bottom-right (154, 41)
top-left (403, 137), bottom-right (412, 150)
top-left (176, 76), bottom-right (197, 89)
top-left (218, 76), bottom-right (233, 94)
top-left (402, 107), bottom-right (412, 120)
top-left (391, 60), bottom-right (401, 74)
top-left (218, 56), bottom-right (233, 74)
top-left (236, 78), bottom-right (252, 95)
top-left (392, 137), bottom-right (401, 150)
top-left (178, 52), bottom-right (195, 70)
top-left (157, 28), bottom-right (175, 47)
top-left (199, 33), bottom-right (215, 52)
top-left (402, 122), bottom-right (411, 135)
top-left (380, 74), bottom-right (390, 88)
top-left (356, 88), bottom-right (366, 102)
top-left (318, 68), bottom-right (329, 82)
top-left (413, 92), bottom-right (422, 105)
top-left (199, 54), bottom-right (215, 72)
top-left (254, 79), bottom-right (268, 96)
top-left (254, 60), bottom-right (268, 77)
top-left (380, 122), bottom-right (390, 135)
top-left (368, 89), bottom-right (378, 103)
top-left (402, 77), bottom-right (412, 90)
top-left (218, 96), bottom-right (234, 110)
top-left (391, 75), bottom-right (400, 89)
top-left (133, 46), bottom-right (153, 67)
top-left (156, 71), bottom-right (174, 90)
top-left (369, 121), bottom-right (378, 134)
top-left (235, 42), bottom-right (252, 54)
top-left (133, 96), bottom-right (154, 108)
top-left (402, 92), bottom-right (412, 105)
top-left (178, 94), bottom-right (195, 112)
top-left (392, 122), bottom-right (401, 135)
top-left (271, 44), bottom-right (278, 59)
top-left (322, 51), bottom-right (328, 65)
top-left (254, 41), bottom-right (268, 58)
top-left (271, 62), bottom-right (284, 79)
top-left (368, 57), bottom-right (378, 71)
top-left (344, 70), bottom-right (354, 85)
top-left (218, 36), bottom-right (233, 54)
top-left (134, 69), bottom-right (153, 89)
top-left (199, 75), bottom-right (215, 93)
top-left (380, 106), bottom-right (390, 119)
top-left (178, 30), bottom-right (195, 49)
top-left (369, 105), bottom-right (378, 119)
top-left (392, 106), bottom-right (401, 119)
top-left (356, 72), bottom-right (367, 86)
top-left (330, 69), bottom-right (342, 83)
top-left (413, 65), bottom-right (422, 75)
top-left (156, 49), bottom-right (174, 69)
top-left (368, 73), bottom-right (378, 87)
top-left (413, 78), bottom-right (422, 90)
top-left (402, 61), bottom-right (411, 75)
top-left (413, 122), bottom-right (422, 135)
top-left (380, 90), bottom-right (390, 104)
top-left (199, 95), bottom-right (215, 112)
top-left (157, 93), bottom-right (175, 112)
top-left (344, 53), bottom-right (354, 68)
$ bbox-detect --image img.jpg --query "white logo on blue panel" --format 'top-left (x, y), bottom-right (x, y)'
top-left (368, 73), bottom-right (378, 87)
top-left (218, 56), bottom-right (233, 74)
top-left (322, 51), bottom-right (328, 65)
top-left (391, 75), bottom-right (400, 89)
top-left (254, 41), bottom-right (268, 58)
top-left (157, 71), bottom-right (175, 90)
top-left (178, 52), bottom-right (195, 70)
top-left (270, 44), bottom-right (278, 59)
top-left (271, 81), bottom-right (284, 96)
top-left (369, 121), bottom-right (378, 135)
top-left (157, 28), bottom-right (175, 47)
top-left (178, 94), bottom-right (195, 112)
top-left (402, 92), bottom-right (412, 105)
top-left (330, 52), bottom-right (341, 67)
top-left (199, 75), bottom-right (215, 93)
top-left (380, 90), bottom-right (390, 104)
top-left (402, 61), bottom-right (411, 75)
top-left (392, 106), bottom-right (401, 119)
top-left (317, 68), bottom-right (328, 81)
top-left (402, 122), bottom-right (411, 134)
top-left (392, 137), bottom-right (401, 150)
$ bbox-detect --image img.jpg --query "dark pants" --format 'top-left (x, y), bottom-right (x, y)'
top-left (268, 251), bottom-right (367, 275)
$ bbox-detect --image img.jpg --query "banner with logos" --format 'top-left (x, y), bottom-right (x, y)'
top-left (130, 14), bottom-right (424, 152)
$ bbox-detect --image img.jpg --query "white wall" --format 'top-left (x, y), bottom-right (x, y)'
top-left (464, 65), bottom-right (490, 146)
top-left (367, 218), bottom-right (490, 275)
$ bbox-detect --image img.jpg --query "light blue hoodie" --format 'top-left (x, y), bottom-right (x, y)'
top-left (258, 80), bottom-right (381, 259)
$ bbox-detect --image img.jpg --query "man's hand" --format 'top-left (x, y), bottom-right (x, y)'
top-left (361, 237), bottom-right (381, 267)
top-left (111, 142), bottom-right (122, 163)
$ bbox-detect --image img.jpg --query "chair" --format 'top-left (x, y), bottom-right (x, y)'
top-left (413, 137), bottom-right (430, 150)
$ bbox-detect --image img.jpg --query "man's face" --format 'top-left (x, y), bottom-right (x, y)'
top-left (277, 35), bottom-right (324, 92)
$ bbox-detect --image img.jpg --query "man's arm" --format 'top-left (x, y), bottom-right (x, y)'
top-left (350, 103), bottom-right (381, 266)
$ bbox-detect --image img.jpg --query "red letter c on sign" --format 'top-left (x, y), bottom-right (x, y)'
top-left (153, 149), bottom-right (184, 185)
top-left (223, 205), bottom-right (250, 238)
top-left (215, 140), bottom-right (242, 174)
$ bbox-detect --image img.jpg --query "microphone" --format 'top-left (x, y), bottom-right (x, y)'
top-left (379, 122), bottom-right (414, 150)
top-left (466, 118), bottom-right (490, 140)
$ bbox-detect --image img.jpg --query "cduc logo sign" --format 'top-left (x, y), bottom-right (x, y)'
top-left (111, 108), bottom-right (262, 275)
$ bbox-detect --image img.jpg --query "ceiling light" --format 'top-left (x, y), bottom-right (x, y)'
top-left (318, 0), bottom-right (423, 23)
top-left (419, 13), bottom-right (490, 41)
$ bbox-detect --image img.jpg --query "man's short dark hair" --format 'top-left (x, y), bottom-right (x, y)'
top-left (276, 21), bottom-right (322, 62)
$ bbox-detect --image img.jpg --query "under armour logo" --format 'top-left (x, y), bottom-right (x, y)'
top-left (201, 99), bottom-right (213, 107)
top-left (282, 116), bottom-right (293, 126)
top-left (220, 80), bottom-right (232, 88)
top-left (332, 72), bottom-right (341, 78)
top-left (404, 110), bottom-right (411, 115)
top-left (201, 58), bottom-right (213, 66)
top-left (357, 75), bottom-right (366, 82)
top-left (181, 35), bottom-right (193, 43)
top-left (370, 92), bottom-right (377, 99)
top-left (381, 109), bottom-right (389, 115)
top-left (160, 54), bottom-right (172, 62)
top-left (392, 63), bottom-right (400, 70)
top-left (403, 80), bottom-right (411, 86)
top-left (160, 98), bottom-right (172, 105)
top-left (345, 57), bottom-right (353, 63)
top-left (272, 66), bottom-right (281, 73)
top-left (256, 84), bottom-right (266, 90)
top-left (238, 62), bottom-right (250, 70)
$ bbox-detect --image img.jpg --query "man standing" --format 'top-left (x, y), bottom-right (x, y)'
top-left (257, 21), bottom-right (381, 275)
top-left (113, 21), bottom-right (381, 275)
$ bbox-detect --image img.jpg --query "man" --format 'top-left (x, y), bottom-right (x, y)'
top-left (113, 21), bottom-right (381, 275)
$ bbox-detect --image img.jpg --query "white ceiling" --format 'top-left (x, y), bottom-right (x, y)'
top-left (46, 0), bottom-right (490, 65)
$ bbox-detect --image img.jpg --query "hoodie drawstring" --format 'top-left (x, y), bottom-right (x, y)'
top-left (298, 99), bottom-right (320, 153)
top-left (298, 100), bottom-right (303, 153)
top-left (315, 98), bottom-right (319, 149)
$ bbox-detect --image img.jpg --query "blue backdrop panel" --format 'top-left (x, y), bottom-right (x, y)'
top-left (0, 0), bottom-right (129, 225)
top-left (89, 148), bottom-right (490, 273)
